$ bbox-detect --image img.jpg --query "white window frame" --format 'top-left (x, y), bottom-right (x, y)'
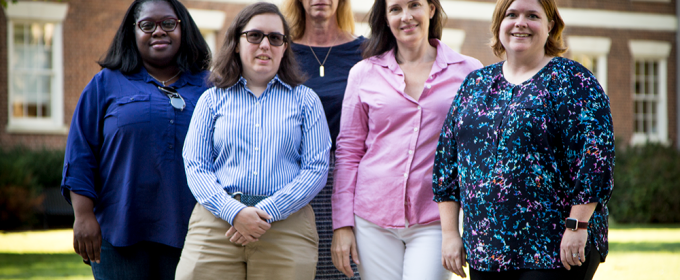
top-left (567, 36), bottom-right (611, 94)
top-left (188, 9), bottom-right (226, 59)
top-left (629, 40), bottom-right (671, 146)
top-left (5, 1), bottom-right (69, 134)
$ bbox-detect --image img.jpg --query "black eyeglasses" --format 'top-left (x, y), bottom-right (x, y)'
top-left (241, 30), bottom-right (287, 46)
top-left (135, 18), bottom-right (181, 33)
top-left (158, 86), bottom-right (185, 111)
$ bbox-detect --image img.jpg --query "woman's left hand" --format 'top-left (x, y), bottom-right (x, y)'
top-left (560, 229), bottom-right (588, 270)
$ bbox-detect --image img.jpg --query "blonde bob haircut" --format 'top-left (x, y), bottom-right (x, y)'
top-left (281, 0), bottom-right (355, 41)
top-left (489, 0), bottom-right (567, 58)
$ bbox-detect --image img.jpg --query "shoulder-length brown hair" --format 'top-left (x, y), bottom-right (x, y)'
top-left (362, 0), bottom-right (445, 61)
top-left (281, 0), bottom-right (356, 41)
top-left (489, 0), bottom-right (567, 58)
top-left (209, 2), bottom-right (305, 88)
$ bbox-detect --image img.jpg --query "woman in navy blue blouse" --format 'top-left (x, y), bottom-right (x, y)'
top-left (432, 0), bottom-right (614, 279)
top-left (61, 0), bottom-right (210, 279)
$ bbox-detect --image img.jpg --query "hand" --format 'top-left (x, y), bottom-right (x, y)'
top-left (331, 227), bottom-right (360, 278)
top-left (225, 227), bottom-right (251, 245)
top-left (442, 232), bottom-right (467, 278)
top-left (232, 207), bottom-right (272, 243)
top-left (72, 212), bottom-right (101, 264)
top-left (560, 229), bottom-right (588, 270)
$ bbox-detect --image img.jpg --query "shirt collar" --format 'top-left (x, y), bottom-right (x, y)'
top-left (368, 39), bottom-right (468, 74)
top-left (231, 74), bottom-right (293, 92)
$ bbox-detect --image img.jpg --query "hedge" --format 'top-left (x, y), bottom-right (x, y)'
top-left (0, 147), bottom-right (65, 230)
top-left (609, 143), bottom-right (680, 223)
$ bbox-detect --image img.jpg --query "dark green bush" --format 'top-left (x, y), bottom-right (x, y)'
top-left (0, 147), bottom-right (65, 230)
top-left (609, 143), bottom-right (680, 223)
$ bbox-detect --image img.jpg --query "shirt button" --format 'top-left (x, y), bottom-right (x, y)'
top-left (408, 150), bottom-right (413, 155)
top-left (169, 145), bottom-right (173, 149)
top-left (169, 120), bottom-right (174, 124)
top-left (414, 127), bottom-right (419, 132)
top-left (417, 106), bottom-right (421, 110)
top-left (130, 97), bottom-right (135, 101)
top-left (253, 171), bottom-right (258, 175)
top-left (403, 173), bottom-right (408, 177)
top-left (255, 124), bottom-right (260, 128)
top-left (254, 147), bottom-right (259, 151)
top-left (426, 84), bottom-right (432, 89)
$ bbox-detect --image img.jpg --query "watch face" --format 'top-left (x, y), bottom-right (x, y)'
top-left (566, 218), bottom-right (578, 230)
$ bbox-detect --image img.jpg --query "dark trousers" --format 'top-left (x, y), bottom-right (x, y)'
top-left (91, 239), bottom-right (182, 280)
top-left (470, 244), bottom-right (600, 280)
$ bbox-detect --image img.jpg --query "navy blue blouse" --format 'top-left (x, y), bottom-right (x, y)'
top-left (433, 57), bottom-right (614, 271)
top-left (292, 36), bottom-right (365, 150)
top-left (61, 68), bottom-right (210, 248)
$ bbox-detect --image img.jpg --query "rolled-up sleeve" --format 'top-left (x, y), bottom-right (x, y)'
top-left (558, 69), bottom-right (615, 207)
top-left (183, 89), bottom-right (246, 225)
top-left (61, 74), bottom-right (104, 204)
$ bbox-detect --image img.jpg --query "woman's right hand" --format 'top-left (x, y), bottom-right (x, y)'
top-left (232, 207), bottom-right (272, 243)
top-left (331, 227), bottom-right (360, 278)
top-left (73, 211), bottom-right (101, 264)
top-left (442, 232), bottom-right (467, 278)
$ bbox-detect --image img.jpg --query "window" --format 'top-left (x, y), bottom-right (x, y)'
top-left (567, 36), bottom-right (611, 93)
top-left (188, 9), bottom-right (226, 58)
top-left (6, 2), bottom-right (68, 134)
top-left (629, 40), bottom-right (671, 145)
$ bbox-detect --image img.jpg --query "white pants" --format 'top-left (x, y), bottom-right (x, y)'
top-left (354, 215), bottom-right (451, 280)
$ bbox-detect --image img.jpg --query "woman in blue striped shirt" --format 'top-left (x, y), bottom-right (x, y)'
top-left (175, 3), bottom-right (331, 280)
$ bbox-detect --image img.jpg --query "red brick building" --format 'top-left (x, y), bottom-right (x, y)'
top-left (1, 0), bottom-right (678, 149)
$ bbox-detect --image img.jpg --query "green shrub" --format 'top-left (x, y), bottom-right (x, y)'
top-left (0, 147), bottom-right (65, 230)
top-left (609, 143), bottom-right (680, 223)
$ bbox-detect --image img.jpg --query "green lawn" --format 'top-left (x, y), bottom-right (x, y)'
top-left (1, 225), bottom-right (679, 280)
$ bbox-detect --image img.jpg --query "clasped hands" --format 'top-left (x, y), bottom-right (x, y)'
top-left (225, 207), bottom-right (272, 245)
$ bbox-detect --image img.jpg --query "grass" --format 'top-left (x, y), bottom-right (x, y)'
top-left (1, 225), bottom-right (679, 280)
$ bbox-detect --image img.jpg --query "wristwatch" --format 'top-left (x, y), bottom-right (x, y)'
top-left (565, 218), bottom-right (588, 231)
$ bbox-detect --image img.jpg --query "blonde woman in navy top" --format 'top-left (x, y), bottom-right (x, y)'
top-left (176, 3), bottom-right (331, 280)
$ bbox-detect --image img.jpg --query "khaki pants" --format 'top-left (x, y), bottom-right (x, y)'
top-left (175, 203), bottom-right (318, 280)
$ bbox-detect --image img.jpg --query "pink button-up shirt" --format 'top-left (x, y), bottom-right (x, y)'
top-left (332, 40), bottom-right (483, 230)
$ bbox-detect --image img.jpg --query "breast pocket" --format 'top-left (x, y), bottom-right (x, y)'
top-left (116, 94), bottom-right (151, 127)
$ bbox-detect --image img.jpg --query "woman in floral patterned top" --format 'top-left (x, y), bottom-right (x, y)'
top-left (432, 0), bottom-right (614, 279)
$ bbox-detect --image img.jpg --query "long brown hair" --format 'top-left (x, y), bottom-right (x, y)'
top-left (281, 0), bottom-right (356, 41)
top-left (489, 0), bottom-right (567, 58)
top-left (209, 2), bottom-right (305, 88)
top-left (361, 0), bottom-right (445, 61)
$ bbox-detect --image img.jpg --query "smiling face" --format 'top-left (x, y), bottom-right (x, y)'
top-left (385, 0), bottom-right (435, 47)
top-left (301, 0), bottom-right (339, 21)
top-left (499, 0), bottom-right (554, 58)
top-left (237, 13), bottom-right (287, 84)
top-left (134, 1), bottom-right (181, 69)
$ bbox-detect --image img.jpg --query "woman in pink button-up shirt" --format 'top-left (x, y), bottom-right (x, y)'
top-left (330, 0), bottom-right (482, 278)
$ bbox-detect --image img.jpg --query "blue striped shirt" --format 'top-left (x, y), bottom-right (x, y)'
top-left (183, 75), bottom-right (331, 225)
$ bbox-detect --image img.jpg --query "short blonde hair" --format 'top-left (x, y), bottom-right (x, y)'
top-left (489, 0), bottom-right (567, 58)
top-left (281, 0), bottom-right (355, 41)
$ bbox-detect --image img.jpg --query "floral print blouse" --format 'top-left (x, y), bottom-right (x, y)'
top-left (432, 57), bottom-right (615, 271)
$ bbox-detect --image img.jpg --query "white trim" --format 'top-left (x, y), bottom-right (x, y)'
top-left (631, 0), bottom-right (670, 3)
top-left (567, 36), bottom-right (611, 94)
top-left (629, 40), bottom-right (672, 58)
top-left (4, 1), bottom-right (69, 21)
top-left (188, 9), bottom-right (226, 31)
top-left (5, 2), bottom-right (69, 134)
top-left (193, 0), bottom-right (677, 31)
top-left (441, 29), bottom-right (465, 53)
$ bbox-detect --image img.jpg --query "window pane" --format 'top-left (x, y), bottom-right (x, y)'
top-left (44, 23), bottom-right (54, 48)
top-left (29, 23), bottom-right (43, 46)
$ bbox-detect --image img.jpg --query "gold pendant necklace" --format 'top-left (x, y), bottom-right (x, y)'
top-left (309, 44), bottom-right (334, 78)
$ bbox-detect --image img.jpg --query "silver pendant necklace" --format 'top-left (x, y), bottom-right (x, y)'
top-left (149, 71), bottom-right (182, 86)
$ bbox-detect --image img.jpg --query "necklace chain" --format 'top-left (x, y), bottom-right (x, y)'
top-left (308, 39), bottom-right (336, 77)
top-left (149, 71), bottom-right (182, 86)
